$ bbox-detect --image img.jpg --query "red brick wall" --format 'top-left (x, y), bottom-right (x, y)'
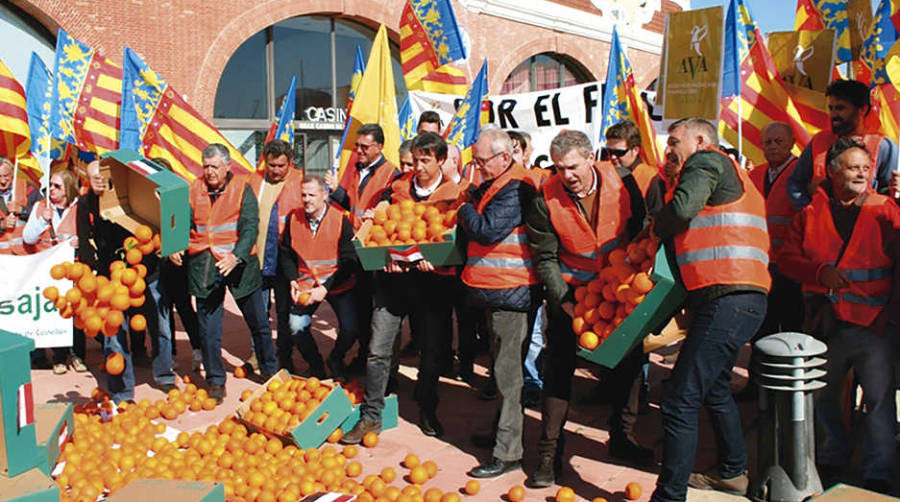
top-left (10, 0), bottom-right (668, 117)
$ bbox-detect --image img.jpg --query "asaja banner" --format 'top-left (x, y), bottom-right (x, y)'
top-left (660, 6), bottom-right (724, 121)
top-left (0, 243), bottom-right (74, 348)
top-left (768, 30), bottom-right (836, 94)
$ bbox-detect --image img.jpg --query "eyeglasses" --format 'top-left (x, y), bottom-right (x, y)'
top-left (600, 147), bottom-right (629, 160)
top-left (49, 182), bottom-right (63, 189)
top-left (473, 152), bottom-right (502, 166)
top-left (355, 142), bottom-right (377, 150)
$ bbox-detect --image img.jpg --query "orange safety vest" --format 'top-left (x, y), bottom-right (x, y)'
top-left (0, 178), bottom-right (34, 255)
top-left (248, 168), bottom-right (304, 237)
top-left (288, 205), bottom-right (354, 296)
top-left (543, 162), bottom-right (630, 286)
top-left (631, 162), bottom-right (658, 197)
top-left (800, 191), bottom-right (895, 327)
top-left (748, 157), bottom-right (798, 261)
top-left (188, 175), bottom-right (254, 260)
top-left (673, 146), bottom-right (772, 292)
top-left (22, 199), bottom-right (78, 254)
top-left (390, 172), bottom-right (461, 276)
top-left (461, 163), bottom-right (539, 289)
top-left (338, 153), bottom-right (399, 229)
top-left (810, 130), bottom-right (883, 185)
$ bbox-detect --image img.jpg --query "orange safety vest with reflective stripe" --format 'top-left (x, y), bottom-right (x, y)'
top-left (800, 191), bottom-right (895, 327)
top-left (811, 130), bottom-right (883, 185)
top-left (543, 162), bottom-right (630, 286)
top-left (0, 178), bottom-right (34, 255)
top-left (631, 162), bottom-right (658, 197)
top-left (748, 157), bottom-right (798, 262)
top-left (188, 175), bottom-right (253, 260)
top-left (248, 168), bottom-right (304, 237)
top-left (338, 153), bottom-right (399, 230)
top-left (390, 173), bottom-right (462, 276)
top-left (288, 205), bottom-right (354, 296)
top-left (22, 199), bottom-right (78, 254)
top-left (461, 163), bottom-right (539, 289)
top-left (673, 146), bottom-right (772, 292)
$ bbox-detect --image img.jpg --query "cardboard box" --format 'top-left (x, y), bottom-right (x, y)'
top-left (104, 479), bottom-right (224, 502)
top-left (235, 370), bottom-right (352, 449)
top-left (339, 394), bottom-right (398, 433)
top-left (0, 330), bottom-right (39, 478)
top-left (98, 150), bottom-right (190, 257)
top-left (0, 467), bottom-right (58, 502)
top-left (577, 244), bottom-right (687, 368)
top-left (31, 403), bottom-right (72, 476)
top-left (810, 483), bottom-right (898, 501)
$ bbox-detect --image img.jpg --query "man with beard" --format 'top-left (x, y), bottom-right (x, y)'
top-left (778, 137), bottom-right (900, 493)
top-left (786, 79), bottom-right (899, 210)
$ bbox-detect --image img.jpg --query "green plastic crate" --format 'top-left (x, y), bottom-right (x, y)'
top-left (577, 243), bottom-right (686, 368)
top-left (98, 150), bottom-right (190, 257)
top-left (0, 330), bottom-right (39, 478)
top-left (339, 394), bottom-right (399, 433)
top-left (353, 228), bottom-right (463, 271)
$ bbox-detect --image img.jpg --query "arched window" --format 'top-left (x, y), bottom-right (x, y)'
top-left (0, 3), bottom-right (55, 82)
top-left (214, 16), bottom-right (407, 175)
top-left (501, 52), bottom-right (592, 94)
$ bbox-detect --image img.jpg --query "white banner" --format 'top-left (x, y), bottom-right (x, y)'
top-left (408, 82), bottom-right (667, 169)
top-left (0, 244), bottom-right (74, 348)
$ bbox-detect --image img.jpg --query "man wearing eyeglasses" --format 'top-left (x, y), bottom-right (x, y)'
top-left (525, 130), bottom-right (646, 487)
top-left (170, 143), bottom-right (278, 403)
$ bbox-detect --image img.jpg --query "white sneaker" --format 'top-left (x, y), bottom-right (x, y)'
top-left (192, 349), bottom-right (203, 371)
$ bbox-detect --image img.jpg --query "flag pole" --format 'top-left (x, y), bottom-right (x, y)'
top-left (10, 157), bottom-right (18, 205)
top-left (736, 95), bottom-right (745, 169)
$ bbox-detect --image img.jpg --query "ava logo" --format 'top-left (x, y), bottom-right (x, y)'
top-left (793, 45), bottom-right (814, 75)
top-left (679, 24), bottom-right (710, 79)
top-left (783, 44), bottom-right (816, 89)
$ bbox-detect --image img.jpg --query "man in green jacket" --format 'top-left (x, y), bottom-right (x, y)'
top-left (170, 144), bottom-right (278, 402)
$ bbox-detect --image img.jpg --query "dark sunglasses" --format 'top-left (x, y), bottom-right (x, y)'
top-left (600, 147), bottom-right (629, 160)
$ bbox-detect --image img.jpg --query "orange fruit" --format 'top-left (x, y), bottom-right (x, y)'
top-left (422, 460), bottom-right (438, 478)
top-left (602, 283), bottom-right (618, 302)
top-left (327, 428), bottom-right (343, 444)
top-left (423, 488), bottom-right (443, 502)
top-left (66, 263), bottom-right (85, 281)
top-left (624, 481), bottom-right (642, 500)
top-left (121, 268), bottom-right (138, 286)
top-left (608, 248), bottom-right (628, 266)
top-left (440, 493), bottom-right (460, 502)
top-left (556, 487), bottom-right (576, 502)
top-left (409, 465), bottom-right (428, 485)
top-left (573, 286), bottom-right (588, 303)
top-left (129, 295), bottom-right (146, 308)
top-left (362, 431), bottom-right (378, 448)
top-left (404, 453), bottom-right (420, 468)
top-left (129, 278), bottom-right (146, 296)
top-left (583, 292), bottom-right (601, 309)
top-left (381, 467), bottom-right (396, 483)
top-left (583, 307), bottom-right (600, 325)
top-left (596, 301), bottom-right (616, 320)
top-left (464, 480), bottom-right (480, 495)
top-left (507, 485), bottom-right (526, 502)
top-left (586, 278), bottom-right (605, 293)
top-left (342, 445), bottom-right (359, 459)
top-left (615, 284), bottom-right (631, 303)
top-left (632, 272), bottom-right (654, 294)
top-left (129, 314), bottom-right (147, 331)
top-left (579, 331), bottom-right (600, 351)
top-left (411, 227), bottom-right (427, 242)
top-left (84, 316), bottom-right (103, 337)
top-left (106, 309), bottom-right (125, 328)
top-left (125, 248), bottom-right (142, 265)
top-left (202, 398), bottom-right (217, 410)
top-left (77, 275), bottom-right (97, 294)
top-left (346, 460), bottom-right (363, 477)
top-left (50, 264), bottom-right (66, 280)
top-left (106, 353), bottom-right (125, 375)
top-left (426, 223), bottom-right (446, 240)
top-left (135, 225), bottom-right (153, 243)
top-left (234, 366), bottom-right (246, 378)
top-left (43, 286), bottom-right (59, 301)
top-left (571, 316), bottom-right (587, 335)
top-left (65, 288), bottom-right (82, 305)
top-left (297, 292), bottom-right (311, 305)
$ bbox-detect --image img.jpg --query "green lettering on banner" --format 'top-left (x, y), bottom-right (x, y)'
top-left (0, 301), bottom-right (12, 315)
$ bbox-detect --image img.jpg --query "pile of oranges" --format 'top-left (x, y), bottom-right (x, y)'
top-left (363, 200), bottom-right (457, 247)
top-left (572, 237), bottom-right (658, 351)
top-left (43, 225), bottom-right (159, 375)
top-left (238, 376), bottom-right (334, 437)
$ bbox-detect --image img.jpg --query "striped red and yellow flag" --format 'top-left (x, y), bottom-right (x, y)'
top-left (795, 0), bottom-right (826, 30)
top-left (51, 30), bottom-right (120, 154)
top-left (120, 48), bottom-right (253, 182)
top-left (0, 59), bottom-right (41, 184)
top-left (399, 0), bottom-right (467, 90)
top-left (408, 63), bottom-right (468, 95)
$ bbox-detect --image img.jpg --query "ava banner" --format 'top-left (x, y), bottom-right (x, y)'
top-left (768, 29), bottom-right (836, 94)
top-left (660, 6), bottom-right (724, 121)
top-left (0, 243), bottom-right (74, 348)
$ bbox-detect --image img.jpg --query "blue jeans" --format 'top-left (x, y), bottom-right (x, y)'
top-left (523, 304), bottom-right (545, 391)
top-left (149, 278), bottom-right (177, 385)
top-left (816, 323), bottom-right (896, 480)
top-left (287, 288), bottom-right (359, 366)
top-left (652, 292), bottom-right (766, 502)
top-left (104, 323), bottom-right (135, 404)
top-left (196, 282), bottom-right (278, 385)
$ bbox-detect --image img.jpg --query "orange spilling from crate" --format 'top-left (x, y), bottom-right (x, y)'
top-left (363, 200), bottom-right (457, 247)
top-left (43, 224), bottom-right (160, 375)
top-left (238, 377), bottom-right (332, 436)
top-left (572, 237), bottom-right (658, 351)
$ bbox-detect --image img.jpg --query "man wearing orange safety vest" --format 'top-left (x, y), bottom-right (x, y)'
top-left (170, 144), bottom-right (278, 404)
top-left (525, 130), bottom-right (645, 487)
top-left (279, 175), bottom-right (359, 380)
top-left (649, 119), bottom-right (770, 502)
top-left (457, 129), bottom-right (540, 479)
top-left (248, 140), bottom-right (304, 374)
top-left (778, 138), bottom-right (900, 494)
top-left (0, 157), bottom-right (39, 254)
top-left (786, 79), bottom-right (899, 211)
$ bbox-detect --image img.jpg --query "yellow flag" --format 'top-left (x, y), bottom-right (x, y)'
top-left (338, 25), bottom-right (401, 179)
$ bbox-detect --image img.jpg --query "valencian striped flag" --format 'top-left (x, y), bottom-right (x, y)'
top-left (0, 59), bottom-right (40, 185)
top-left (257, 75), bottom-right (296, 170)
top-left (718, 0), bottom-right (813, 166)
top-left (120, 47), bottom-right (253, 182)
top-left (598, 27), bottom-right (661, 168)
top-left (795, 0), bottom-right (826, 30)
top-left (408, 63), bottom-right (468, 95)
top-left (50, 30), bottom-right (121, 154)
top-left (400, 0), bottom-right (467, 90)
top-left (445, 60), bottom-right (487, 166)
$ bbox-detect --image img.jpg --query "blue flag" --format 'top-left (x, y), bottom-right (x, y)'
top-left (120, 47), bottom-right (167, 152)
top-left (25, 52), bottom-right (55, 176)
top-left (273, 76), bottom-right (296, 146)
top-left (445, 60), bottom-right (488, 166)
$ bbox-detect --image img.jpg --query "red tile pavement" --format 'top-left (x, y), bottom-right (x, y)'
top-left (30, 292), bottom-right (756, 501)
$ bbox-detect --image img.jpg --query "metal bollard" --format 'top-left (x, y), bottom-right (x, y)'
top-left (749, 332), bottom-right (827, 502)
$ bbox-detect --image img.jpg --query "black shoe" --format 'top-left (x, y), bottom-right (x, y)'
top-left (608, 435), bottom-right (654, 466)
top-left (471, 433), bottom-right (496, 449)
top-left (340, 419), bottom-right (382, 445)
top-left (158, 383), bottom-right (178, 394)
top-left (468, 457), bottom-right (522, 478)
top-left (346, 356), bottom-right (366, 375)
top-left (418, 410), bottom-right (444, 437)
top-left (529, 455), bottom-right (557, 488)
top-left (863, 478), bottom-right (893, 494)
top-left (441, 360), bottom-right (457, 379)
top-left (399, 340), bottom-right (419, 357)
top-left (326, 356), bottom-right (346, 379)
top-left (522, 387), bottom-right (541, 408)
top-left (209, 384), bottom-right (226, 404)
top-left (479, 379), bottom-right (498, 401)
